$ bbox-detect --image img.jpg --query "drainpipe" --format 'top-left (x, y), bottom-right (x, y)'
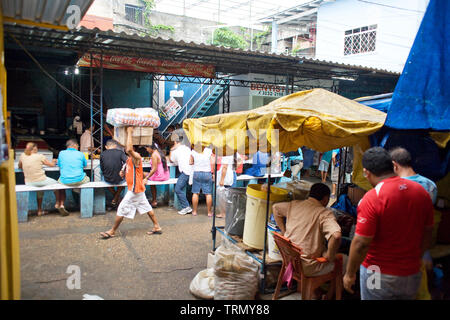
top-left (271, 19), bottom-right (278, 54)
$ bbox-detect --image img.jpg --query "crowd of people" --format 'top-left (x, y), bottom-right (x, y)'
top-left (18, 123), bottom-right (440, 300)
top-left (273, 146), bottom-right (438, 300)
top-left (19, 126), bottom-right (352, 220)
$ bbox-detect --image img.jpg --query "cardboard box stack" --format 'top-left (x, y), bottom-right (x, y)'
top-left (107, 108), bottom-right (159, 146)
top-left (113, 127), bottom-right (153, 146)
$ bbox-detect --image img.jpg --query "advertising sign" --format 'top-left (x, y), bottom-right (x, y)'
top-left (78, 54), bottom-right (215, 78)
top-left (250, 83), bottom-right (286, 98)
top-left (160, 97), bottom-right (182, 120)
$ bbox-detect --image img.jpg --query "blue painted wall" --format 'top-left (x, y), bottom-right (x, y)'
top-left (159, 80), bottom-right (203, 129)
top-left (103, 70), bottom-right (152, 108)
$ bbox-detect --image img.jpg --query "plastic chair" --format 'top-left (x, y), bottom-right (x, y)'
top-left (272, 232), bottom-right (343, 300)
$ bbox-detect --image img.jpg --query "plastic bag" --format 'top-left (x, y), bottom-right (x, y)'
top-left (214, 240), bottom-right (259, 300)
top-left (189, 268), bottom-right (215, 300)
top-left (106, 108), bottom-right (160, 128)
top-left (223, 187), bottom-right (247, 236)
top-left (217, 186), bottom-right (227, 217)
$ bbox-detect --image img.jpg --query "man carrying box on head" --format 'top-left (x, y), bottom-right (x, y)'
top-left (100, 126), bottom-right (162, 239)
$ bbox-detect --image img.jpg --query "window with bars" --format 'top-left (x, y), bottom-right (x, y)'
top-left (125, 4), bottom-right (143, 25)
top-left (344, 25), bottom-right (377, 56)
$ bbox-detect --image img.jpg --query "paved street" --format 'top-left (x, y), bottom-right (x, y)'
top-left (19, 203), bottom-right (221, 300)
top-left (18, 176), bottom-right (332, 300)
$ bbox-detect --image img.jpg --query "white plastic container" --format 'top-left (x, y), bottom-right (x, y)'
top-left (267, 223), bottom-right (282, 261)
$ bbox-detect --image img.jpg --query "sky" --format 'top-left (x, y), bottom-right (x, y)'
top-left (153, 0), bottom-right (313, 28)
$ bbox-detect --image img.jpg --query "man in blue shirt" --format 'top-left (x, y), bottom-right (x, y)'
top-left (389, 146), bottom-right (437, 300)
top-left (319, 150), bottom-right (333, 183)
top-left (57, 139), bottom-right (90, 215)
top-left (389, 147), bottom-right (437, 204)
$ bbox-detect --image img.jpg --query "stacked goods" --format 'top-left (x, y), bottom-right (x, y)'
top-left (106, 108), bottom-right (160, 146)
top-left (106, 108), bottom-right (160, 128)
top-left (113, 127), bottom-right (153, 146)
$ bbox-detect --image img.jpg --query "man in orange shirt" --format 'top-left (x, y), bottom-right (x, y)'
top-left (100, 127), bottom-right (162, 239)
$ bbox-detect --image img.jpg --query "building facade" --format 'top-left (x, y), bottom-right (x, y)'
top-left (315, 0), bottom-right (429, 73)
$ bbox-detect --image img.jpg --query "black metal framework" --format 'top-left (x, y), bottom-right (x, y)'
top-left (144, 73), bottom-right (324, 90)
top-left (221, 82), bottom-right (230, 114)
top-left (151, 74), bottom-right (160, 112)
top-left (260, 149), bottom-right (273, 294)
top-left (89, 52), bottom-right (104, 180)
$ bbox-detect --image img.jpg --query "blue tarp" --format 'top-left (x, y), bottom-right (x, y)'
top-left (359, 98), bottom-right (392, 113)
top-left (385, 0), bottom-right (450, 131)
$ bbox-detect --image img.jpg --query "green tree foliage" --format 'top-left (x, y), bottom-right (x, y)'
top-left (252, 25), bottom-right (271, 50)
top-left (211, 27), bottom-right (248, 49)
top-left (139, 0), bottom-right (175, 37)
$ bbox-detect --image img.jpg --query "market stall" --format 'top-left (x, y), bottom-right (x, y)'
top-left (183, 87), bottom-right (387, 295)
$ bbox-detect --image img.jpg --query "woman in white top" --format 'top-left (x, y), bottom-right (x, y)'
top-left (190, 145), bottom-right (213, 216)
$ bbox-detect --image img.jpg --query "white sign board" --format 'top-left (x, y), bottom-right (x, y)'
top-left (160, 97), bottom-right (182, 120)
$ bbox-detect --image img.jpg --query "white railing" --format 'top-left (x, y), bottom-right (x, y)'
top-left (161, 84), bottom-right (215, 137)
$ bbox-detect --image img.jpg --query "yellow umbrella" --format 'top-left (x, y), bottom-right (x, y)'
top-left (183, 88), bottom-right (386, 154)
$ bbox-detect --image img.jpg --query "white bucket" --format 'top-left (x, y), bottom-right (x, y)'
top-left (267, 223), bottom-right (282, 261)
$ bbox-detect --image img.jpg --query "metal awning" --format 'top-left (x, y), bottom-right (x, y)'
top-left (3, 23), bottom-right (399, 80)
top-left (258, 0), bottom-right (324, 26)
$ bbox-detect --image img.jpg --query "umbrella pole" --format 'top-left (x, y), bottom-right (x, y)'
top-left (212, 148), bottom-right (218, 251)
top-left (261, 149), bottom-right (272, 293)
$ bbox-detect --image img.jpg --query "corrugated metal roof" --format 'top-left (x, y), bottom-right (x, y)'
top-left (258, 0), bottom-right (323, 25)
top-left (3, 23), bottom-right (399, 78)
top-left (1, 0), bottom-right (94, 26)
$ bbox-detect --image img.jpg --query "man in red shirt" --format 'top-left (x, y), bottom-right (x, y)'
top-left (343, 147), bottom-right (434, 299)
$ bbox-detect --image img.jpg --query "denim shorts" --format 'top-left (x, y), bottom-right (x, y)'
top-left (359, 265), bottom-right (422, 300)
top-left (318, 160), bottom-right (329, 172)
top-left (192, 171), bottom-right (212, 195)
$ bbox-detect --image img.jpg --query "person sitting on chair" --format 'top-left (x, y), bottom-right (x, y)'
top-left (273, 183), bottom-right (347, 281)
top-left (100, 139), bottom-right (127, 207)
top-left (18, 142), bottom-right (64, 216)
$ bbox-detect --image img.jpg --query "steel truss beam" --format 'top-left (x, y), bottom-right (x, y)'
top-left (143, 73), bottom-right (322, 90)
top-left (89, 52), bottom-right (103, 180)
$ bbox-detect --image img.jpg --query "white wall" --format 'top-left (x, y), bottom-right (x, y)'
top-left (315, 0), bottom-right (429, 73)
top-left (85, 0), bottom-right (113, 18)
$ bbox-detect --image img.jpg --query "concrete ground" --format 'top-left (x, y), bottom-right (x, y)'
top-left (19, 203), bottom-right (222, 300)
top-left (18, 175), bottom-right (334, 300)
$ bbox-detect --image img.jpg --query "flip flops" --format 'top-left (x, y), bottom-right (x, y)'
top-left (58, 206), bottom-right (69, 216)
top-left (100, 232), bottom-right (115, 240)
top-left (147, 229), bottom-right (163, 235)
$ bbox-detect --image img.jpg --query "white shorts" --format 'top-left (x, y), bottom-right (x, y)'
top-left (117, 191), bottom-right (152, 219)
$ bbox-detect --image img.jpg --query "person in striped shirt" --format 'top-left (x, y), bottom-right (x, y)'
top-left (100, 127), bottom-right (162, 239)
